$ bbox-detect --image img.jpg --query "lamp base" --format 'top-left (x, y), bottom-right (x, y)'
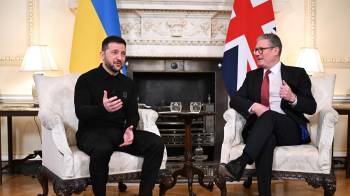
top-left (32, 73), bottom-right (43, 107)
top-left (32, 83), bottom-right (39, 107)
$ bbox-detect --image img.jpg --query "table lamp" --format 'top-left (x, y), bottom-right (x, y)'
top-left (295, 47), bottom-right (324, 75)
top-left (20, 44), bottom-right (58, 106)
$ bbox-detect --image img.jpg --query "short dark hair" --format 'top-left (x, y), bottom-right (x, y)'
top-left (101, 36), bottom-right (126, 51)
top-left (257, 33), bottom-right (282, 55)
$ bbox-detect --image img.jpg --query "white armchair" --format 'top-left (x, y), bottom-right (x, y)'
top-left (34, 74), bottom-right (167, 196)
top-left (215, 74), bottom-right (338, 196)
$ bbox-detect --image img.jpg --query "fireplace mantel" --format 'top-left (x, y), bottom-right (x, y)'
top-left (119, 7), bottom-right (230, 58)
top-left (118, 0), bottom-right (232, 11)
top-left (68, 0), bottom-right (287, 58)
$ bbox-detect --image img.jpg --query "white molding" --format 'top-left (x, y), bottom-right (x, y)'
top-left (127, 44), bottom-right (224, 58)
top-left (333, 95), bottom-right (350, 103)
top-left (322, 57), bottom-right (350, 64)
top-left (0, 95), bottom-right (34, 103)
top-left (118, 8), bottom-right (230, 57)
top-left (333, 151), bottom-right (346, 158)
top-left (118, 0), bottom-right (232, 11)
top-left (303, 0), bottom-right (317, 48)
top-left (127, 39), bottom-right (225, 46)
top-left (29, 0), bottom-right (40, 44)
top-left (0, 56), bottom-right (23, 66)
top-left (67, 0), bottom-right (233, 11)
top-left (27, 0), bottom-right (36, 44)
top-left (0, 0), bottom-right (38, 66)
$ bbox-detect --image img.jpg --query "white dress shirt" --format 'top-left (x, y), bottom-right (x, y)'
top-left (266, 62), bottom-right (284, 114)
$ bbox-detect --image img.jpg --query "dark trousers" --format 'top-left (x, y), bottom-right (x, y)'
top-left (77, 129), bottom-right (164, 196)
top-left (243, 110), bottom-right (301, 196)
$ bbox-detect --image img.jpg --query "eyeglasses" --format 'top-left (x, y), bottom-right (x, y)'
top-left (253, 47), bottom-right (275, 54)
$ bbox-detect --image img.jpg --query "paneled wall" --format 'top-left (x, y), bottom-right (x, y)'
top-left (0, 0), bottom-right (349, 158)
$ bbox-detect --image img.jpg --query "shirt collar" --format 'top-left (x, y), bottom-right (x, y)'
top-left (97, 64), bottom-right (122, 80)
top-left (265, 62), bottom-right (281, 75)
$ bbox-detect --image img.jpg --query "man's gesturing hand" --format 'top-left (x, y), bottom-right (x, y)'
top-left (280, 80), bottom-right (296, 103)
top-left (251, 103), bottom-right (269, 117)
top-left (119, 125), bottom-right (134, 147)
top-left (103, 90), bottom-right (123, 112)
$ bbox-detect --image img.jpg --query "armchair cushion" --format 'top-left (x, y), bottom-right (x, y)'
top-left (228, 144), bottom-right (321, 173)
top-left (71, 146), bottom-right (144, 178)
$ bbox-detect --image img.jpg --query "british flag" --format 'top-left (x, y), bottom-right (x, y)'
top-left (222, 0), bottom-right (276, 96)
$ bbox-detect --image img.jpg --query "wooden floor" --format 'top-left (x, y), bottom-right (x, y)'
top-left (0, 169), bottom-right (349, 196)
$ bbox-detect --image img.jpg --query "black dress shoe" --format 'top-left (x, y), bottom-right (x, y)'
top-left (224, 157), bottom-right (245, 181)
top-left (218, 163), bottom-right (235, 181)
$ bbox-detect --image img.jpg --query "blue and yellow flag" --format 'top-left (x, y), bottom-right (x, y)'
top-left (69, 0), bottom-right (127, 74)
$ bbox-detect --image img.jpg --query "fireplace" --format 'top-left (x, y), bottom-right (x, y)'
top-left (129, 58), bottom-right (227, 161)
top-left (134, 72), bottom-right (215, 107)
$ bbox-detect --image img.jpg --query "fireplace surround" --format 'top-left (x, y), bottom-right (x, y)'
top-left (129, 58), bottom-right (227, 161)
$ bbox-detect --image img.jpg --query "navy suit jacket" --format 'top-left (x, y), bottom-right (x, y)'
top-left (229, 63), bottom-right (317, 141)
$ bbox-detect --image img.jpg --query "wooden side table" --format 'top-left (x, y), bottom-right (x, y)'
top-left (333, 103), bottom-right (350, 178)
top-left (0, 103), bottom-right (39, 184)
top-left (158, 111), bottom-right (214, 196)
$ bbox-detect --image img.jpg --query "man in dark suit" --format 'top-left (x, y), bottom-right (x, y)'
top-left (218, 33), bottom-right (317, 196)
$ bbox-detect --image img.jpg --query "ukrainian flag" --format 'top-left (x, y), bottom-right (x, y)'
top-left (69, 0), bottom-right (127, 74)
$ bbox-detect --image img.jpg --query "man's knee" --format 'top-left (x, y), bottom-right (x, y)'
top-left (91, 142), bottom-right (114, 157)
top-left (152, 135), bottom-right (165, 152)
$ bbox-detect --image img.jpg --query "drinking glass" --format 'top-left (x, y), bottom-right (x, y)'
top-left (170, 102), bottom-right (182, 112)
top-left (190, 102), bottom-right (202, 113)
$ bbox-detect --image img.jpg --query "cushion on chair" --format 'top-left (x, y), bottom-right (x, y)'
top-left (229, 144), bottom-right (323, 173)
top-left (71, 146), bottom-right (144, 178)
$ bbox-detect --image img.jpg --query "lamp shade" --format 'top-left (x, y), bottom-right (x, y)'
top-left (295, 48), bottom-right (324, 74)
top-left (20, 45), bottom-right (58, 71)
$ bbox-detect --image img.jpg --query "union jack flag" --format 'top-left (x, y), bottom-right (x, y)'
top-left (222, 0), bottom-right (276, 96)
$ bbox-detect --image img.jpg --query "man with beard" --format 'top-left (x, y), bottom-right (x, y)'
top-left (74, 36), bottom-right (164, 196)
top-left (218, 33), bottom-right (316, 196)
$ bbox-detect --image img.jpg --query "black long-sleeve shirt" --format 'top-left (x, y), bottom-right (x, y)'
top-left (74, 64), bottom-right (139, 134)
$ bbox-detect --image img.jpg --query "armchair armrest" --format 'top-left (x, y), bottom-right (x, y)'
top-left (137, 108), bottom-right (167, 167)
top-left (138, 108), bottom-right (160, 136)
top-left (316, 107), bottom-right (339, 171)
top-left (38, 110), bottom-right (74, 176)
top-left (220, 108), bottom-right (245, 163)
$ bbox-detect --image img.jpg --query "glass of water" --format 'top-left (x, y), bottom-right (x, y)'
top-left (190, 102), bottom-right (202, 113)
top-left (170, 102), bottom-right (182, 112)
